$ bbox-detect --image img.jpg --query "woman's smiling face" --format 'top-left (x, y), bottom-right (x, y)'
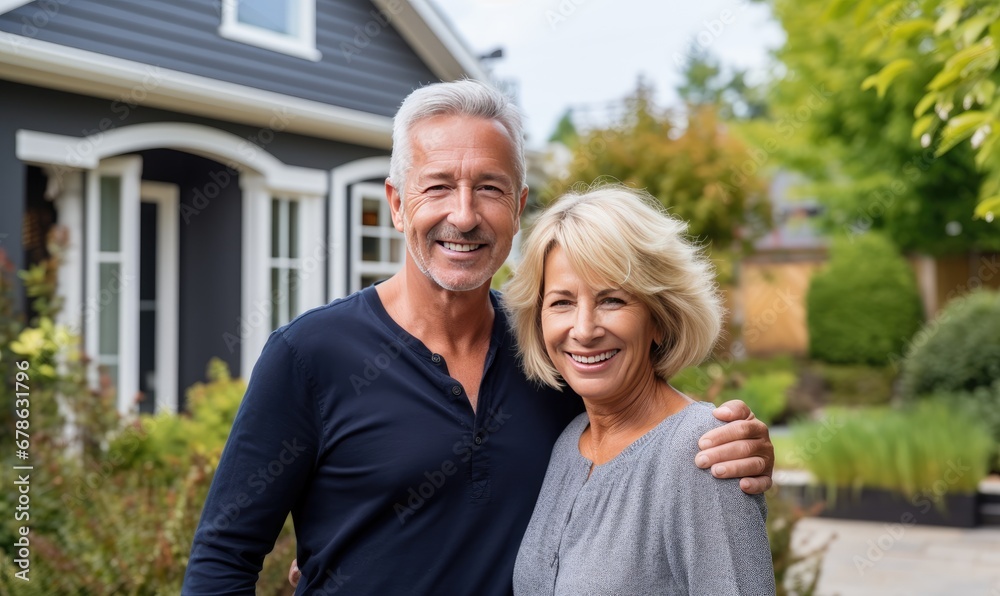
top-left (540, 245), bottom-right (661, 401)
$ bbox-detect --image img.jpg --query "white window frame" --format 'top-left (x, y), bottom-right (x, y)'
top-left (351, 182), bottom-right (405, 292)
top-left (85, 156), bottom-right (142, 415)
top-left (241, 175), bottom-right (325, 379)
top-left (139, 181), bottom-right (180, 415)
top-left (219, 0), bottom-right (321, 62)
top-left (329, 156), bottom-right (391, 299)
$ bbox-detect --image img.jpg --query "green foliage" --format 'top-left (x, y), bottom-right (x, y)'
top-left (109, 358), bottom-right (246, 475)
top-left (672, 357), bottom-right (795, 424)
top-left (0, 251), bottom-right (294, 594)
top-left (491, 262), bottom-right (513, 291)
top-left (720, 372), bottom-right (796, 426)
top-left (547, 108), bottom-right (579, 146)
top-left (677, 45), bottom-right (768, 119)
top-left (917, 381), bottom-right (1000, 469)
top-left (843, 0), bottom-right (1000, 221)
top-left (671, 355), bottom-right (796, 402)
top-left (808, 362), bottom-right (895, 407)
top-left (792, 401), bottom-right (993, 503)
top-left (766, 0), bottom-right (1000, 253)
top-left (900, 289), bottom-right (1000, 395)
top-left (806, 233), bottom-right (923, 364)
top-left (546, 82), bottom-right (771, 254)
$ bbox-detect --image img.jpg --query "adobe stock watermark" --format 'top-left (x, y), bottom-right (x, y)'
top-left (852, 458), bottom-right (973, 575)
top-left (1, 0), bottom-right (72, 55)
top-left (717, 84), bottom-right (833, 197)
top-left (842, 140), bottom-right (939, 240)
top-left (46, 65), bottom-right (166, 184)
top-left (671, 1), bottom-right (754, 68)
top-left (339, 0), bottom-right (405, 62)
top-left (393, 406), bottom-right (512, 524)
top-left (784, 415), bottom-right (845, 470)
top-left (349, 338), bottom-right (406, 395)
top-left (679, 285), bottom-right (798, 397)
top-left (201, 436), bottom-right (307, 542)
top-left (180, 106), bottom-right (295, 224)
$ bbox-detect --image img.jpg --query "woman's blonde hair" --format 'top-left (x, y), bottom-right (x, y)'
top-left (503, 183), bottom-right (723, 389)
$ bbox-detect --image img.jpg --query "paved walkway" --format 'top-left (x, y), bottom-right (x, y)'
top-left (793, 518), bottom-right (1000, 595)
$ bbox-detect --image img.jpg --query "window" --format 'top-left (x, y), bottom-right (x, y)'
top-left (270, 197), bottom-right (302, 329)
top-left (220, 0), bottom-right (320, 61)
top-left (351, 183), bottom-right (405, 291)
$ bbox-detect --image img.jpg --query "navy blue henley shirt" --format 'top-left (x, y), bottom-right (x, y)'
top-left (182, 286), bottom-right (583, 595)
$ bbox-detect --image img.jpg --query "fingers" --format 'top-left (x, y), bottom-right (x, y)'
top-left (699, 418), bottom-right (769, 449)
top-left (739, 475), bottom-right (773, 495)
top-left (289, 559), bottom-right (300, 588)
top-left (712, 399), bottom-right (753, 422)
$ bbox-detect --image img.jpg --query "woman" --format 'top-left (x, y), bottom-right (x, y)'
top-left (505, 184), bottom-right (774, 595)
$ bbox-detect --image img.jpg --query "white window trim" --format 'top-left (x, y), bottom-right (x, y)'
top-left (17, 124), bottom-right (328, 383)
top-left (219, 0), bottom-right (321, 62)
top-left (85, 156), bottom-right (142, 415)
top-left (351, 182), bottom-right (404, 292)
top-left (139, 181), bottom-right (180, 415)
top-left (329, 156), bottom-right (391, 299)
top-left (241, 176), bottom-right (326, 381)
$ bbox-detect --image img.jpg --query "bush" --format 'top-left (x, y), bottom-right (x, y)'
top-left (806, 233), bottom-right (923, 365)
top-left (792, 401), bottom-right (993, 505)
top-left (900, 289), bottom-right (1000, 397)
top-left (811, 362), bottom-right (894, 407)
top-left (720, 372), bottom-right (796, 426)
top-left (0, 249), bottom-right (296, 595)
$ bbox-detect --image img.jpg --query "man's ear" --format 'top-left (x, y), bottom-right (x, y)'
top-left (514, 186), bottom-right (529, 234)
top-left (386, 178), bottom-right (405, 232)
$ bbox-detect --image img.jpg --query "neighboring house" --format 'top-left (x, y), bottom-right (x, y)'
top-left (0, 0), bottom-right (487, 414)
top-left (740, 171), bottom-right (826, 357)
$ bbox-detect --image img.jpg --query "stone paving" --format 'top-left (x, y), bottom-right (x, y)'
top-left (792, 517), bottom-right (1000, 595)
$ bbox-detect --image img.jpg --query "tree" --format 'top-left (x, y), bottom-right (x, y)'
top-left (677, 45), bottom-right (768, 120)
top-left (545, 82), bottom-right (771, 257)
top-left (847, 0), bottom-right (1000, 221)
top-left (762, 0), bottom-right (1000, 254)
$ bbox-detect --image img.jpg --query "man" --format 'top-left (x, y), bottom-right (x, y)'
top-left (183, 80), bottom-right (774, 595)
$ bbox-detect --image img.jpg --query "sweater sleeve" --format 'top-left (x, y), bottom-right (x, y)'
top-left (665, 415), bottom-right (776, 595)
top-left (182, 328), bottom-right (322, 595)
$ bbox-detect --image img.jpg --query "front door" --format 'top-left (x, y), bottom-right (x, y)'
top-left (138, 181), bottom-right (179, 414)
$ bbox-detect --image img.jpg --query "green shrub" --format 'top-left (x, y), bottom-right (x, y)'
top-left (810, 362), bottom-right (895, 407)
top-left (109, 358), bottom-right (246, 475)
top-left (792, 401), bottom-right (992, 505)
top-left (0, 251), bottom-right (295, 594)
top-left (900, 289), bottom-right (1000, 396)
top-left (720, 371), bottom-right (796, 426)
top-left (806, 233), bottom-right (923, 365)
top-left (671, 356), bottom-right (796, 400)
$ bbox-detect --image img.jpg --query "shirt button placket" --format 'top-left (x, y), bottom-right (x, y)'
top-left (451, 385), bottom-right (462, 396)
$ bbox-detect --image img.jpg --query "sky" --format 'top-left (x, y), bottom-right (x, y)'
top-left (430, 0), bottom-right (786, 148)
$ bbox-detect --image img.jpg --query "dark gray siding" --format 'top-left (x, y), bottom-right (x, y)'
top-left (0, 103), bottom-right (24, 276)
top-left (0, 0), bottom-right (440, 117)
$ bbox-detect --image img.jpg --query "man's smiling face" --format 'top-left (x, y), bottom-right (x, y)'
top-left (389, 114), bottom-right (526, 292)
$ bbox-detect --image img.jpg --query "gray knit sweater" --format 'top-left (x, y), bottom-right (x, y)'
top-left (513, 404), bottom-right (775, 595)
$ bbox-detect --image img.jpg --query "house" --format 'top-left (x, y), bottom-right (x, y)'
top-left (0, 0), bottom-right (487, 415)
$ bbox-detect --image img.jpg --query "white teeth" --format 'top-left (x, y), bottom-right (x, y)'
top-left (442, 241), bottom-right (481, 252)
top-left (570, 350), bottom-right (619, 364)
